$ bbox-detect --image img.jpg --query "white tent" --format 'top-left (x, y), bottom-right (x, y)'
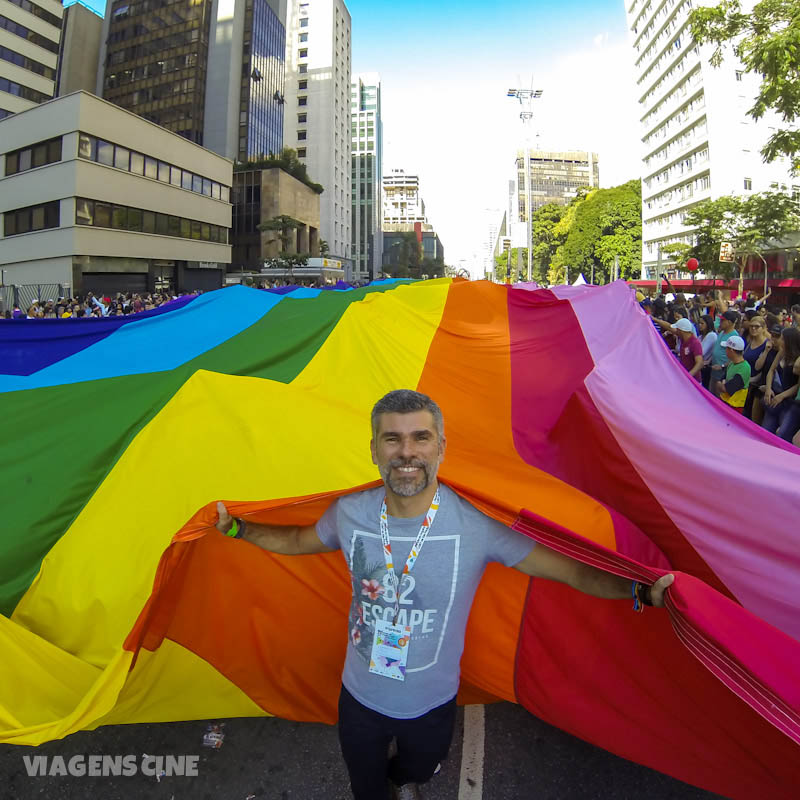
top-left (572, 273), bottom-right (587, 286)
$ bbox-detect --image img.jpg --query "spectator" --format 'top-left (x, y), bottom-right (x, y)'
top-left (698, 315), bottom-right (717, 389)
top-left (714, 336), bottom-right (750, 412)
top-left (709, 311), bottom-right (740, 396)
top-left (791, 304), bottom-right (800, 327)
top-left (672, 319), bottom-right (703, 381)
top-left (763, 328), bottom-right (800, 440)
top-left (742, 316), bottom-right (770, 420)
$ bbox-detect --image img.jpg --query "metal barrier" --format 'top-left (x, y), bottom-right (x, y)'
top-left (0, 284), bottom-right (70, 313)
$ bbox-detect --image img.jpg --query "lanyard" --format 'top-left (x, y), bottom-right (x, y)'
top-left (379, 488), bottom-right (440, 625)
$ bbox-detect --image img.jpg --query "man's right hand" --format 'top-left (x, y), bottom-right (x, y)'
top-left (216, 501), bottom-right (233, 534)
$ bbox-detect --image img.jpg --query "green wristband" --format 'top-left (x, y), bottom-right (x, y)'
top-left (225, 519), bottom-right (239, 538)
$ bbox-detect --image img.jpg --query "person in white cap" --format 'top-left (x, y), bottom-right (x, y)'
top-left (671, 318), bottom-right (703, 381)
top-left (714, 336), bottom-right (750, 411)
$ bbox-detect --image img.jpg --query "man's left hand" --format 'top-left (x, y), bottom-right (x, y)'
top-left (650, 573), bottom-right (675, 607)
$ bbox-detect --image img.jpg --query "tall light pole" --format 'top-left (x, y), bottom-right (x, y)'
top-left (508, 86), bottom-right (543, 282)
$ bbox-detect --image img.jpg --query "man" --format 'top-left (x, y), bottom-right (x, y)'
top-left (791, 304), bottom-right (800, 328)
top-left (215, 391), bottom-right (674, 800)
top-left (672, 319), bottom-right (703, 380)
top-left (714, 336), bottom-right (751, 412)
top-left (709, 310), bottom-right (740, 396)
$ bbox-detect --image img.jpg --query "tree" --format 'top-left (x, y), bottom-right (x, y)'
top-left (258, 214), bottom-right (303, 252)
top-left (236, 148), bottom-right (324, 193)
top-left (531, 203), bottom-right (565, 284)
top-left (319, 239), bottom-right (330, 256)
top-left (549, 180), bottom-right (642, 284)
top-left (494, 248), bottom-right (528, 283)
top-left (689, 0), bottom-right (800, 172)
top-left (385, 232), bottom-right (422, 278)
top-left (681, 195), bottom-right (741, 281)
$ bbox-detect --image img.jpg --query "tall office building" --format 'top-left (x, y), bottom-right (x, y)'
top-left (98, 0), bottom-right (286, 161)
top-left (382, 168), bottom-right (426, 225)
top-left (56, 1), bottom-right (102, 97)
top-left (283, 0), bottom-right (352, 273)
top-left (350, 72), bottom-right (382, 281)
top-left (0, 0), bottom-right (62, 119)
top-left (625, 0), bottom-right (796, 278)
top-left (515, 150), bottom-right (599, 220)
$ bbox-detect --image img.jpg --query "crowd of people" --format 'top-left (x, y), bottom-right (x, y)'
top-left (639, 281), bottom-right (800, 447)
top-left (1, 291), bottom-right (189, 319)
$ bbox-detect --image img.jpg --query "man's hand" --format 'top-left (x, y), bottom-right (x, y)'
top-left (650, 574), bottom-right (675, 607)
top-left (215, 501), bottom-right (233, 534)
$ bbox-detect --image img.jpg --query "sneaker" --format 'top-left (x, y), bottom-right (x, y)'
top-left (391, 783), bottom-right (422, 800)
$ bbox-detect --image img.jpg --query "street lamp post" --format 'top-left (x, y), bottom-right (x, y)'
top-left (508, 86), bottom-right (543, 282)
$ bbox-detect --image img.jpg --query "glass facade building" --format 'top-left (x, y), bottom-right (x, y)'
top-left (350, 74), bottom-right (381, 280)
top-left (240, 0), bottom-right (285, 161)
top-left (102, 0), bottom-right (213, 143)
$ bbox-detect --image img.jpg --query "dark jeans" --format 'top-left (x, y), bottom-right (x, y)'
top-left (762, 400), bottom-right (800, 441)
top-left (337, 685), bottom-right (457, 800)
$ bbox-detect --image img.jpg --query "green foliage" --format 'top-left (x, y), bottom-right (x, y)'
top-left (319, 239), bottom-right (330, 256)
top-left (689, 0), bottom-right (800, 172)
top-left (531, 203), bottom-right (565, 284)
top-left (494, 249), bottom-right (528, 282)
top-left (235, 148), bottom-right (325, 193)
top-left (681, 191), bottom-right (800, 279)
top-left (385, 232), bottom-right (423, 278)
top-left (257, 214), bottom-right (304, 252)
top-left (264, 252), bottom-right (309, 272)
top-left (549, 180), bottom-right (642, 284)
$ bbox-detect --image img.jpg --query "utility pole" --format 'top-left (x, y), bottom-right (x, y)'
top-left (507, 85), bottom-right (543, 282)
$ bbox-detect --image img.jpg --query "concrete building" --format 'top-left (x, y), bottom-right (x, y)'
top-left (382, 168), bottom-right (426, 225)
top-left (515, 150), bottom-right (599, 219)
top-left (56, 1), bottom-right (102, 97)
top-left (231, 165), bottom-right (320, 268)
top-left (98, 0), bottom-right (286, 162)
top-left (0, 0), bottom-right (62, 119)
top-left (0, 91), bottom-right (232, 294)
top-left (382, 222), bottom-right (444, 274)
top-left (350, 72), bottom-right (382, 281)
top-left (625, 0), bottom-right (798, 278)
top-left (283, 0), bottom-right (352, 275)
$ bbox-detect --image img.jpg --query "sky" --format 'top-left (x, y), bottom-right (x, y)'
top-left (71, 0), bottom-right (642, 274)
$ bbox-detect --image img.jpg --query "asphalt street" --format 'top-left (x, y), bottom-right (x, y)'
top-left (0, 701), bottom-right (725, 800)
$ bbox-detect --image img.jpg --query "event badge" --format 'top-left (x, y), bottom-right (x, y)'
top-left (369, 619), bottom-right (411, 681)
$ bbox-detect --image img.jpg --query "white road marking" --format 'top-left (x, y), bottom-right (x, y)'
top-left (458, 704), bottom-right (485, 800)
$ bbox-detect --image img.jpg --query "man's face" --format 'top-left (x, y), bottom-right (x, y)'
top-left (371, 410), bottom-right (445, 498)
top-left (721, 318), bottom-right (734, 332)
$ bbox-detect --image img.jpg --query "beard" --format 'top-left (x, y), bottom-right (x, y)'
top-left (379, 457), bottom-right (437, 497)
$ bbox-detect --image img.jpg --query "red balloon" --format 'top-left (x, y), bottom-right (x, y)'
top-left (686, 257), bottom-right (699, 272)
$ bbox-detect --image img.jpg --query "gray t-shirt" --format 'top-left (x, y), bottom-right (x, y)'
top-left (316, 483), bottom-right (535, 719)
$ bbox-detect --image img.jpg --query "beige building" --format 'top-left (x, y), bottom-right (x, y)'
top-left (516, 150), bottom-right (600, 217)
top-left (56, 1), bottom-right (102, 97)
top-left (231, 166), bottom-right (320, 267)
top-left (0, 91), bottom-right (232, 294)
top-left (0, 0), bottom-right (61, 119)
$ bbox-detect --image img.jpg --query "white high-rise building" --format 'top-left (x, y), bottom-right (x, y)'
top-left (625, 0), bottom-right (797, 278)
top-left (351, 72), bottom-right (382, 281)
top-left (0, 0), bottom-right (62, 120)
top-left (382, 168), bottom-right (426, 225)
top-left (284, 0), bottom-right (351, 274)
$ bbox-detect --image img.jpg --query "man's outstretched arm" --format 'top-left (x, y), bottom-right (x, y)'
top-left (513, 543), bottom-right (674, 607)
top-left (215, 502), bottom-right (337, 555)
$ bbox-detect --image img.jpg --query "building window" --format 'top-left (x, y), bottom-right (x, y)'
top-left (297, 130), bottom-right (307, 140)
top-left (744, 178), bottom-right (752, 190)
top-left (3, 200), bottom-right (59, 236)
top-left (298, 113), bottom-right (307, 123)
top-left (300, 17), bottom-right (308, 27)
top-left (299, 49), bottom-right (308, 58)
top-left (735, 70), bottom-right (743, 81)
top-left (299, 32), bottom-right (308, 42)
top-left (298, 96), bottom-right (308, 106)
top-left (299, 64), bottom-right (307, 74)
top-left (73, 197), bottom-right (228, 244)
top-left (4, 136), bottom-right (62, 176)
top-left (297, 148), bottom-right (306, 158)
top-left (299, 80), bottom-right (308, 90)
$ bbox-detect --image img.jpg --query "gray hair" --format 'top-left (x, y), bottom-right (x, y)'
top-left (371, 390), bottom-right (444, 441)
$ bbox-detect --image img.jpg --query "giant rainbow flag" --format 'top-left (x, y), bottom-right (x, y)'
top-left (1, 278), bottom-right (798, 798)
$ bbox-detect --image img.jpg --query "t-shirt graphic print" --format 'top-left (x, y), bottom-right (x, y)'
top-left (316, 484), bottom-right (534, 719)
